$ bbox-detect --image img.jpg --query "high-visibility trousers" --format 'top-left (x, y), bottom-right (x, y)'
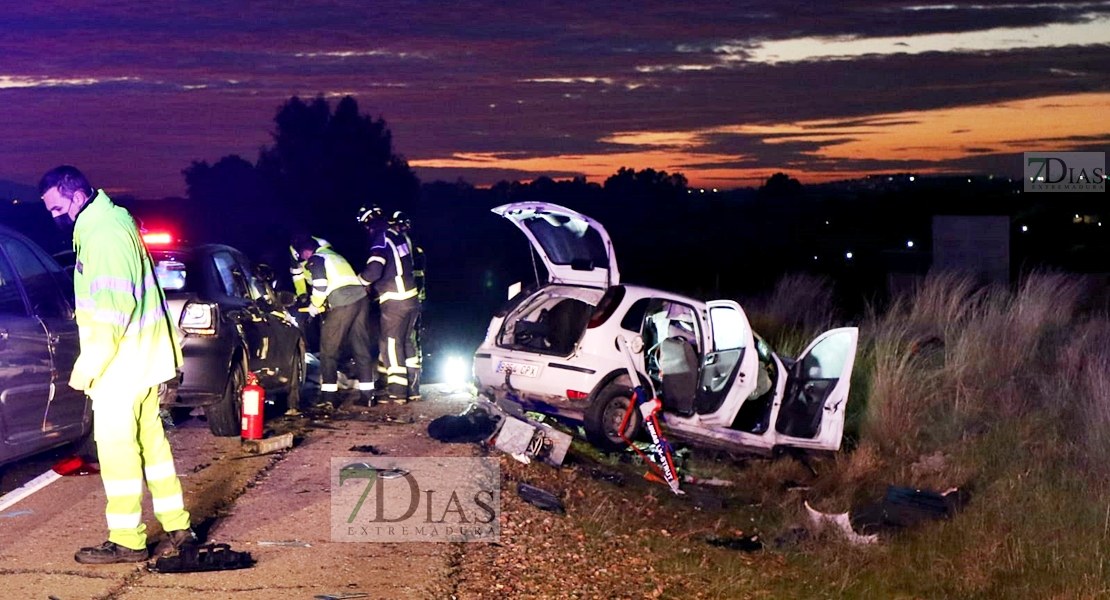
top-left (91, 385), bottom-right (191, 551)
top-left (318, 295), bottom-right (376, 395)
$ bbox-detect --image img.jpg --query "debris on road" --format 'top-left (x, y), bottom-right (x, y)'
top-left (427, 403), bottom-right (502, 443)
top-left (314, 593), bottom-right (369, 600)
top-left (240, 432), bottom-right (294, 456)
top-left (0, 509), bottom-right (33, 518)
top-left (0, 455), bottom-right (96, 513)
top-left (347, 444), bottom-right (385, 454)
top-left (492, 414), bottom-right (572, 467)
top-left (517, 482), bottom-right (566, 515)
top-left (705, 534), bottom-right (764, 552)
top-left (257, 540), bottom-right (311, 547)
top-left (148, 542), bottom-right (255, 573)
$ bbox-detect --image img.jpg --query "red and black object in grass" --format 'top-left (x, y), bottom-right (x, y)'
top-left (619, 386), bottom-right (682, 495)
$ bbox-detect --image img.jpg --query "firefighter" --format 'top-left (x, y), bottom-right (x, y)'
top-left (39, 165), bottom-right (197, 564)
top-left (294, 236), bottom-right (377, 407)
top-left (358, 208), bottom-right (420, 403)
top-left (389, 210), bottom-right (425, 400)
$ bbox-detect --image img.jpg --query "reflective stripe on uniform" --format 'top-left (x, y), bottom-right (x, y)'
top-left (106, 512), bottom-right (143, 530)
top-left (152, 494), bottom-right (185, 514)
top-left (387, 375), bottom-right (409, 385)
top-left (357, 381), bottom-right (375, 391)
top-left (321, 383), bottom-right (339, 392)
top-left (103, 478), bottom-right (143, 497)
top-left (405, 356), bottom-right (421, 368)
top-left (145, 461), bottom-right (176, 481)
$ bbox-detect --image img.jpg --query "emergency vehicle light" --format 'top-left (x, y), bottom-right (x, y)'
top-left (143, 232), bottom-right (173, 245)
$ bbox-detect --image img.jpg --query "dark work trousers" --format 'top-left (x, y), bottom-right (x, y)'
top-left (380, 297), bottom-right (420, 399)
top-left (319, 295), bottom-right (376, 398)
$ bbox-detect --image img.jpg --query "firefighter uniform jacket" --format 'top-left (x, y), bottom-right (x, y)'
top-left (305, 246), bottom-right (365, 309)
top-left (359, 229), bottom-right (418, 303)
top-left (72, 190), bottom-right (183, 398)
top-left (402, 231), bottom-right (426, 303)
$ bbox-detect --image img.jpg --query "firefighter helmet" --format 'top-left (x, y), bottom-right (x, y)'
top-left (389, 210), bottom-right (412, 231)
top-left (357, 204), bottom-right (384, 225)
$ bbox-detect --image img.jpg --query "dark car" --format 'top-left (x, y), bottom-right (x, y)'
top-left (0, 225), bottom-right (90, 467)
top-left (146, 235), bottom-right (306, 436)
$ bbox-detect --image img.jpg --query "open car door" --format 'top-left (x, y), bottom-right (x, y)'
top-left (695, 300), bottom-right (759, 427)
top-left (773, 327), bottom-right (859, 451)
top-left (491, 202), bottom-right (619, 289)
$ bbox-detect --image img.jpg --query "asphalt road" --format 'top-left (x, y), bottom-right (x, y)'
top-left (0, 384), bottom-right (484, 600)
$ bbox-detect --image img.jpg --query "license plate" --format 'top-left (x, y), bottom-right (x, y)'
top-left (497, 361), bottom-right (540, 378)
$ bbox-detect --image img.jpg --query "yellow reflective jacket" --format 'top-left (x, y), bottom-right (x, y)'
top-left (72, 191), bottom-right (183, 395)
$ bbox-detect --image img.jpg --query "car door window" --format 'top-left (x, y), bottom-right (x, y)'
top-left (0, 236), bottom-right (71, 318)
top-left (0, 247), bottom-right (27, 315)
top-left (212, 251), bottom-right (250, 299)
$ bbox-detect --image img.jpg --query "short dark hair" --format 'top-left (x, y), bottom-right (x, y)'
top-left (291, 234), bottom-right (319, 254)
top-left (39, 165), bottom-right (94, 199)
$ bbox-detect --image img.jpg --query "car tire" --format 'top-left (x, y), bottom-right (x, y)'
top-left (207, 359), bottom-right (247, 437)
top-left (283, 342), bottom-right (306, 411)
top-left (584, 384), bottom-right (643, 452)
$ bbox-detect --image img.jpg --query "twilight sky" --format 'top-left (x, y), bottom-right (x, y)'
top-left (1, 0), bottom-right (1108, 198)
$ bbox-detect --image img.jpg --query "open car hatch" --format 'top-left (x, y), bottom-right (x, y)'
top-left (492, 202), bottom-right (620, 288)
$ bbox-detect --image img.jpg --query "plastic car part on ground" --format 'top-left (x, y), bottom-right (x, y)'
top-left (517, 482), bottom-right (566, 514)
top-left (0, 455), bottom-right (98, 513)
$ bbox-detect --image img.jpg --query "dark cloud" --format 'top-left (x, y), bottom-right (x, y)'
top-left (0, 0), bottom-right (1108, 195)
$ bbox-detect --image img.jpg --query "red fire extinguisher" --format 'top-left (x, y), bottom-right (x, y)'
top-left (241, 372), bottom-right (264, 439)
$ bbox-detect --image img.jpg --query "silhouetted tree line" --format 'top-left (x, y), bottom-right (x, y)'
top-left (106, 94), bottom-right (1106, 352)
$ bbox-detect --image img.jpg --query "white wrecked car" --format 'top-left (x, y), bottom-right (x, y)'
top-left (472, 202), bottom-right (859, 456)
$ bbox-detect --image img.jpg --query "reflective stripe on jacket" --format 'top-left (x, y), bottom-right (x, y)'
top-left (72, 191), bottom-right (183, 395)
top-left (359, 230), bottom-right (418, 303)
top-left (306, 247), bottom-right (363, 308)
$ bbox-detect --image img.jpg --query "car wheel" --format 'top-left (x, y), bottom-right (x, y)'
top-left (584, 384), bottom-right (643, 452)
top-left (207, 359), bottom-right (247, 436)
top-left (284, 342), bottom-right (306, 411)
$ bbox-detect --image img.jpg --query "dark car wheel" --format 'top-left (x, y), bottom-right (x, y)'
top-left (584, 384), bottom-right (643, 452)
top-left (283, 343), bottom-right (306, 412)
top-left (207, 359), bottom-right (246, 436)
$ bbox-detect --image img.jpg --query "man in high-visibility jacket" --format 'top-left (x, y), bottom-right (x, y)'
top-left (40, 165), bottom-right (196, 564)
top-left (289, 233), bottom-right (331, 299)
top-left (294, 236), bottom-right (376, 407)
top-left (359, 211), bottom-right (420, 403)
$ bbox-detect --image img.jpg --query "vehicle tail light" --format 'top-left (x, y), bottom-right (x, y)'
top-left (587, 285), bottom-right (625, 329)
top-left (567, 390), bottom-right (589, 400)
top-left (180, 301), bottom-right (218, 335)
top-left (143, 232), bottom-right (174, 245)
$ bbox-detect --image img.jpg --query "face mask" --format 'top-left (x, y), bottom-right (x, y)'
top-left (54, 212), bottom-right (75, 234)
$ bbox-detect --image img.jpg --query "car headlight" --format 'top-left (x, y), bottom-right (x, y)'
top-left (180, 302), bottom-right (218, 336)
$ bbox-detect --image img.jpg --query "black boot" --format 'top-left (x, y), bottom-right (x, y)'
top-left (75, 541), bottom-right (149, 564)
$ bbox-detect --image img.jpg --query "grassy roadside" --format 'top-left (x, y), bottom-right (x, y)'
top-left (725, 270), bottom-right (1110, 599)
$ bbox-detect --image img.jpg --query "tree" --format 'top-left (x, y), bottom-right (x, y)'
top-left (182, 155), bottom-right (270, 254)
top-left (257, 95), bottom-right (420, 260)
top-left (759, 172), bottom-right (803, 197)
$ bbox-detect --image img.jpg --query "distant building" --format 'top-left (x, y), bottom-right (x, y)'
top-left (931, 215), bottom-right (1010, 285)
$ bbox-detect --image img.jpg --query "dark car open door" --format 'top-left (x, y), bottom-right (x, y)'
top-left (0, 235), bottom-right (55, 461)
top-left (0, 234), bottom-right (86, 438)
